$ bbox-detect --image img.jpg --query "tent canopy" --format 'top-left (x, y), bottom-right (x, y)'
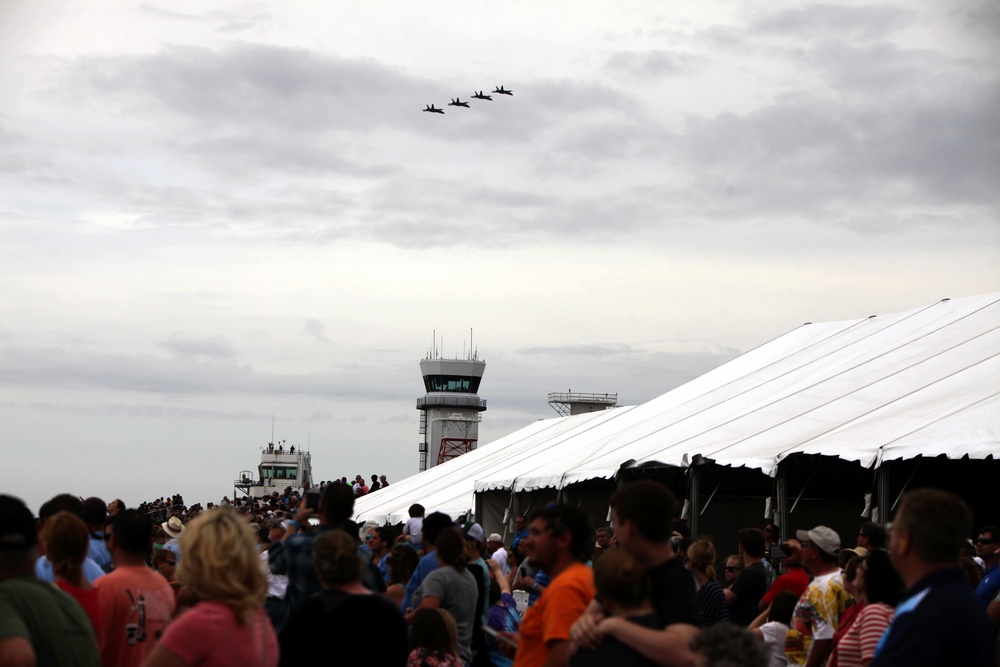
top-left (354, 293), bottom-right (1000, 524)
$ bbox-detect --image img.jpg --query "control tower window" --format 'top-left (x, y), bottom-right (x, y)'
top-left (259, 466), bottom-right (298, 480)
top-left (424, 375), bottom-right (481, 393)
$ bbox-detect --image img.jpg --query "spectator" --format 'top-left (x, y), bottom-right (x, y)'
top-left (143, 509), bottom-right (278, 667)
top-left (784, 525), bottom-right (852, 667)
top-left (268, 483), bottom-right (358, 630)
top-left (856, 523), bottom-right (887, 551)
top-left (869, 489), bottom-right (995, 667)
top-left (726, 528), bottom-right (769, 626)
top-left (385, 544), bottom-right (420, 609)
top-left (81, 497), bottom-right (112, 573)
top-left (408, 608), bottom-right (464, 667)
top-left (829, 549), bottom-right (902, 667)
top-left (151, 549), bottom-right (178, 585)
top-left (403, 503), bottom-right (425, 552)
top-left (485, 558), bottom-right (521, 667)
top-left (593, 526), bottom-right (616, 562)
top-left (280, 530), bottom-right (407, 666)
top-left (370, 474), bottom-right (382, 492)
top-left (462, 522), bottom-right (491, 625)
top-left (401, 511), bottom-right (453, 613)
top-left (42, 511), bottom-right (102, 635)
top-left (380, 475), bottom-right (390, 488)
top-left (687, 539), bottom-right (730, 627)
top-left (368, 526), bottom-right (394, 585)
top-left (107, 499), bottom-right (125, 518)
top-left (724, 554), bottom-right (744, 589)
top-left (96, 509), bottom-right (175, 667)
top-left (569, 549), bottom-right (660, 667)
top-left (758, 541), bottom-right (809, 615)
top-left (749, 590), bottom-right (798, 667)
top-left (510, 515), bottom-right (529, 553)
top-left (973, 524), bottom-right (1000, 608)
top-left (258, 521), bottom-right (287, 627)
top-left (0, 495), bottom-right (100, 667)
top-left (160, 515), bottom-right (184, 564)
top-left (691, 624), bottom-right (768, 667)
top-left (511, 504), bottom-right (594, 667)
top-left (488, 534), bottom-right (510, 577)
top-left (571, 480), bottom-right (700, 666)
top-left (35, 493), bottom-right (105, 585)
top-left (406, 527), bottom-right (479, 665)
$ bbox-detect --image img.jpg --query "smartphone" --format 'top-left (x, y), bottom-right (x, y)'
top-left (770, 543), bottom-right (789, 559)
top-left (482, 625), bottom-right (518, 647)
top-left (305, 490), bottom-right (321, 510)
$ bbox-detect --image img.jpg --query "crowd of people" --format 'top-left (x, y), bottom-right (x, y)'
top-left (1, 481), bottom-right (998, 667)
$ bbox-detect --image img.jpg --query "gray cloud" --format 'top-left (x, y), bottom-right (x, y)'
top-left (302, 319), bottom-right (330, 343)
top-left (603, 50), bottom-right (703, 79)
top-left (752, 4), bottom-right (916, 40)
top-left (154, 333), bottom-right (236, 360)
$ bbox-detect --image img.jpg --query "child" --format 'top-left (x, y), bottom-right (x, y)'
top-left (408, 608), bottom-right (463, 667)
top-left (402, 503), bottom-right (425, 552)
top-left (751, 589), bottom-right (798, 667)
top-left (568, 549), bottom-right (660, 667)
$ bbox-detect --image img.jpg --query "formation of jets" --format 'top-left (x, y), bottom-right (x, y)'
top-left (424, 86), bottom-right (513, 114)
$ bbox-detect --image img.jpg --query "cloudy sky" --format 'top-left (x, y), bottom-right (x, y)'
top-left (1, 1), bottom-right (997, 513)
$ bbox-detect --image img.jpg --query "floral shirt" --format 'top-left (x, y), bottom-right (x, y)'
top-left (407, 648), bottom-right (464, 667)
top-left (785, 570), bottom-right (853, 666)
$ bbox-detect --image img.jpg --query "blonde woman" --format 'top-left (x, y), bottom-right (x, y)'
top-left (688, 539), bottom-right (730, 627)
top-left (142, 509), bottom-right (278, 667)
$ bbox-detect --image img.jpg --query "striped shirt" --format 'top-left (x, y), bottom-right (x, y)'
top-left (833, 602), bottom-right (894, 667)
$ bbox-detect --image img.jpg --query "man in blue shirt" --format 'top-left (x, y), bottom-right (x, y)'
top-left (973, 524), bottom-right (1000, 608)
top-left (400, 511), bottom-right (452, 612)
top-left (870, 489), bottom-right (995, 667)
top-left (510, 515), bottom-right (528, 552)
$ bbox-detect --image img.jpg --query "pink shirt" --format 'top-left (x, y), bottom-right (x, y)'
top-left (831, 602), bottom-right (894, 667)
top-left (160, 601), bottom-right (278, 667)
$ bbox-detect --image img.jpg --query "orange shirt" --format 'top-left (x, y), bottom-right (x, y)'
top-left (95, 565), bottom-right (174, 667)
top-left (514, 563), bottom-right (595, 667)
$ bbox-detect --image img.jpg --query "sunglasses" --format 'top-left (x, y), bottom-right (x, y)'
top-left (725, 566), bottom-right (742, 572)
top-left (976, 538), bottom-right (998, 545)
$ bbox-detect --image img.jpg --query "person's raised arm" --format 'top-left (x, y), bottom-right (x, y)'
top-left (596, 619), bottom-right (699, 667)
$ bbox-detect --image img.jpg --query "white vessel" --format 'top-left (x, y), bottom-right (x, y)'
top-left (234, 441), bottom-right (313, 500)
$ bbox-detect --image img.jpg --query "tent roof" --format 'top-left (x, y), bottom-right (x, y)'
top-left (355, 293), bottom-right (1000, 524)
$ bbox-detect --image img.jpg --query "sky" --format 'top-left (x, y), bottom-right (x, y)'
top-left (1, 1), bottom-right (997, 514)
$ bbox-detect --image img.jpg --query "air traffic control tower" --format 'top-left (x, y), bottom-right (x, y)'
top-left (416, 350), bottom-right (486, 472)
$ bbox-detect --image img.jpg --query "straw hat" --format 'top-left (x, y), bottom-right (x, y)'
top-left (162, 516), bottom-right (185, 539)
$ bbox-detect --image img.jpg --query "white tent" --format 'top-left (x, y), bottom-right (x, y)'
top-left (354, 293), bottom-right (1000, 524)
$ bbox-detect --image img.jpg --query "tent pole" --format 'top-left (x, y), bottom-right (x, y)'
top-left (891, 459), bottom-right (921, 513)
top-left (700, 470), bottom-right (727, 515)
top-left (689, 466), bottom-right (701, 537)
top-left (776, 462), bottom-right (788, 542)
top-left (877, 461), bottom-right (891, 524)
top-left (789, 458), bottom-right (821, 514)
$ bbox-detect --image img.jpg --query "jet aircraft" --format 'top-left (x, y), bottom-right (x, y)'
top-left (448, 98), bottom-right (470, 108)
top-left (472, 91), bottom-right (493, 101)
top-left (423, 104), bottom-right (445, 114)
top-left (492, 86), bottom-right (513, 96)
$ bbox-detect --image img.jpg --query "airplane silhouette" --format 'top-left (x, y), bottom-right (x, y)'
top-left (448, 98), bottom-right (470, 108)
top-left (472, 90), bottom-right (493, 101)
top-left (492, 85), bottom-right (513, 96)
top-left (423, 104), bottom-right (445, 114)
